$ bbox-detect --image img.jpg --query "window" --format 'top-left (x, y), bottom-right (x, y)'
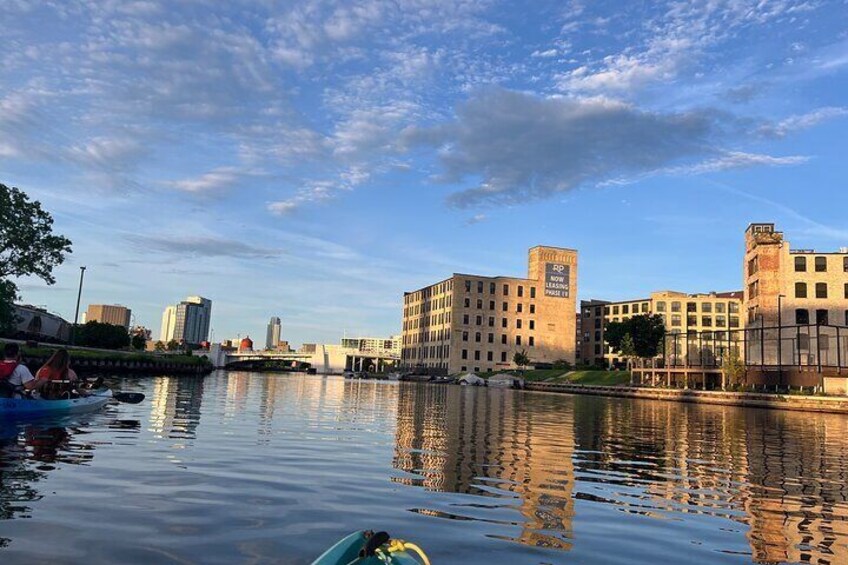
top-left (795, 282), bottom-right (807, 298)
top-left (816, 283), bottom-right (828, 299)
top-left (464, 298), bottom-right (470, 308)
top-left (530, 287), bottom-right (536, 298)
top-left (462, 349), bottom-right (468, 359)
top-left (501, 335), bottom-right (507, 344)
top-left (462, 331), bottom-right (468, 341)
top-left (529, 320), bottom-right (535, 330)
top-left (477, 281), bottom-right (483, 293)
top-left (503, 284), bottom-right (509, 295)
top-left (474, 350), bottom-right (480, 360)
top-left (656, 302), bottom-right (666, 313)
top-left (463, 314), bottom-right (469, 324)
top-left (816, 309), bottom-right (829, 325)
top-left (488, 333), bottom-right (494, 343)
top-left (515, 336), bottom-right (522, 345)
top-left (475, 332), bottom-right (481, 342)
top-left (516, 319), bottom-right (522, 329)
top-left (815, 256), bottom-right (827, 272)
top-left (795, 256), bottom-right (807, 272)
top-left (530, 304), bottom-right (535, 314)
top-left (529, 336), bottom-right (534, 347)
top-left (518, 285), bottom-right (524, 297)
top-left (502, 318), bottom-right (507, 328)
top-left (517, 303), bottom-right (523, 313)
top-left (795, 309), bottom-right (809, 324)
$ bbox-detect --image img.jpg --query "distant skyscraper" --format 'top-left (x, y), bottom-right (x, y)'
top-left (160, 296), bottom-right (212, 345)
top-left (85, 304), bottom-right (132, 328)
top-left (160, 305), bottom-right (177, 342)
top-left (266, 316), bottom-right (282, 350)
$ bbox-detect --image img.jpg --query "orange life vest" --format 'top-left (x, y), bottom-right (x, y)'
top-left (0, 360), bottom-right (18, 381)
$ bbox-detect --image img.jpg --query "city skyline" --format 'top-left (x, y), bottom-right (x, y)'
top-left (2, 1), bottom-right (847, 346)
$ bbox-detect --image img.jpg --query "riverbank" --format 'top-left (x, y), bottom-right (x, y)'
top-left (1, 340), bottom-right (212, 376)
top-left (525, 382), bottom-right (848, 414)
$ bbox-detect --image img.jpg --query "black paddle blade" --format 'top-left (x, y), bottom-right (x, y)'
top-left (112, 392), bottom-right (145, 404)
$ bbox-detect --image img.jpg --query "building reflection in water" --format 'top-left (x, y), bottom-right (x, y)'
top-left (393, 384), bottom-right (848, 562)
top-left (149, 375), bottom-right (205, 443)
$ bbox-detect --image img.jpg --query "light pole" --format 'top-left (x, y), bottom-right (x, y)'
top-left (71, 266), bottom-right (86, 345)
top-left (777, 294), bottom-right (786, 382)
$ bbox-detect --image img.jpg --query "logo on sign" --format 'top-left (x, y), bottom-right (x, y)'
top-left (544, 263), bottom-right (570, 298)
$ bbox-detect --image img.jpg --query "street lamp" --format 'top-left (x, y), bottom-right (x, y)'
top-left (71, 266), bottom-right (86, 345)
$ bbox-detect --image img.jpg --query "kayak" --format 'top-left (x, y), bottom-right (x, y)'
top-left (0, 388), bottom-right (113, 418)
top-left (312, 531), bottom-right (430, 565)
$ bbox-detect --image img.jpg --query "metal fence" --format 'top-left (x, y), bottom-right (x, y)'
top-left (657, 324), bottom-right (848, 372)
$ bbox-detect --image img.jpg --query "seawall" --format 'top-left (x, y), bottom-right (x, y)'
top-left (525, 382), bottom-right (848, 414)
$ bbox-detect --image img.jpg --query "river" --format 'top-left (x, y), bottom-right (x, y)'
top-left (1, 372), bottom-right (847, 563)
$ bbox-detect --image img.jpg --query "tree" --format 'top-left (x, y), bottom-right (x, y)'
top-left (0, 184), bottom-right (72, 337)
top-left (721, 347), bottom-right (745, 390)
top-left (513, 349), bottom-right (530, 372)
top-left (605, 314), bottom-right (666, 362)
top-left (74, 321), bottom-right (130, 349)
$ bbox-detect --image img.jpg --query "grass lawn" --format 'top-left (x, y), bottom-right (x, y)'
top-left (552, 370), bottom-right (631, 386)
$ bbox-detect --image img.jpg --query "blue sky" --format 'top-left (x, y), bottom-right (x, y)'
top-left (2, 0), bottom-right (847, 346)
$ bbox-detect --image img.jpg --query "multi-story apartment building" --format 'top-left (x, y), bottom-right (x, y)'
top-left (743, 223), bottom-right (848, 368)
top-left (84, 304), bottom-right (131, 328)
top-left (401, 246), bottom-right (577, 374)
top-left (580, 290), bottom-right (743, 368)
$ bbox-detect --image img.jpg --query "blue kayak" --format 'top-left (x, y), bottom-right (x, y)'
top-left (0, 389), bottom-right (113, 418)
top-left (312, 531), bottom-right (430, 565)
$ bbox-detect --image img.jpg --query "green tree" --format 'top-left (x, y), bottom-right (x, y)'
top-left (513, 349), bottom-right (530, 372)
top-left (74, 321), bottom-right (130, 349)
top-left (0, 184), bottom-right (72, 336)
top-left (605, 314), bottom-right (666, 361)
top-left (721, 347), bottom-right (746, 390)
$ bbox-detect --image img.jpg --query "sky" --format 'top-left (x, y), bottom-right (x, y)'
top-left (2, 0), bottom-right (847, 347)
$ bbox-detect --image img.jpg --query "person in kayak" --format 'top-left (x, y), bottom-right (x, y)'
top-left (0, 343), bottom-right (37, 398)
top-left (35, 349), bottom-right (80, 399)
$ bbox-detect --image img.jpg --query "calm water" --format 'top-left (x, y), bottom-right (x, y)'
top-left (2, 373), bottom-right (848, 564)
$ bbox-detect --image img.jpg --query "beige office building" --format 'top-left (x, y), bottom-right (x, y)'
top-left (402, 246), bottom-right (578, 374)
top-left (85, 304), bottom-right (131, 328)
top-left (580, 290), bottom-right (743, 368)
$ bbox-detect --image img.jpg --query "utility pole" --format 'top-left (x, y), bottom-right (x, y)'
top-left (71, 266), bottom-right (87, 345)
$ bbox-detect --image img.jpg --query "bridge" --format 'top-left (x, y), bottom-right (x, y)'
top-left (200, 344), bottom-right (399, 374)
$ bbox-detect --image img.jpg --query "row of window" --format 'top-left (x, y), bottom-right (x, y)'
top-left (461, 349), bottom-right (529, 363)
top-left (794, 282), bottom-right (848, 299)
top-left (461, 315), bottom-right (536, 329)
top-left (794, 255), bottom-right (848, 273)
top-left (462, 332), bottom-right (535, 346)
top-left (461, 298), bottom-right (537, 314)
top-left (464, 280), bottom-right (536, 298)
top-left (795, 309), bottom-right (848, 326)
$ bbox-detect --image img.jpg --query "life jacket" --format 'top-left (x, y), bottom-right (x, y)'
top-left (0, 360), bottom-right (18, 381)
top-left (37, 366), bottom-right (67, 381)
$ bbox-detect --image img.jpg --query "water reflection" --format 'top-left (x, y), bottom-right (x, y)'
top-left (393, 386), bottom-right (848, 562)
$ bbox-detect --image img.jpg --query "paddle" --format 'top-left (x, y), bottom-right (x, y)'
top-left (111, 392), bottom-right (145, 404)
